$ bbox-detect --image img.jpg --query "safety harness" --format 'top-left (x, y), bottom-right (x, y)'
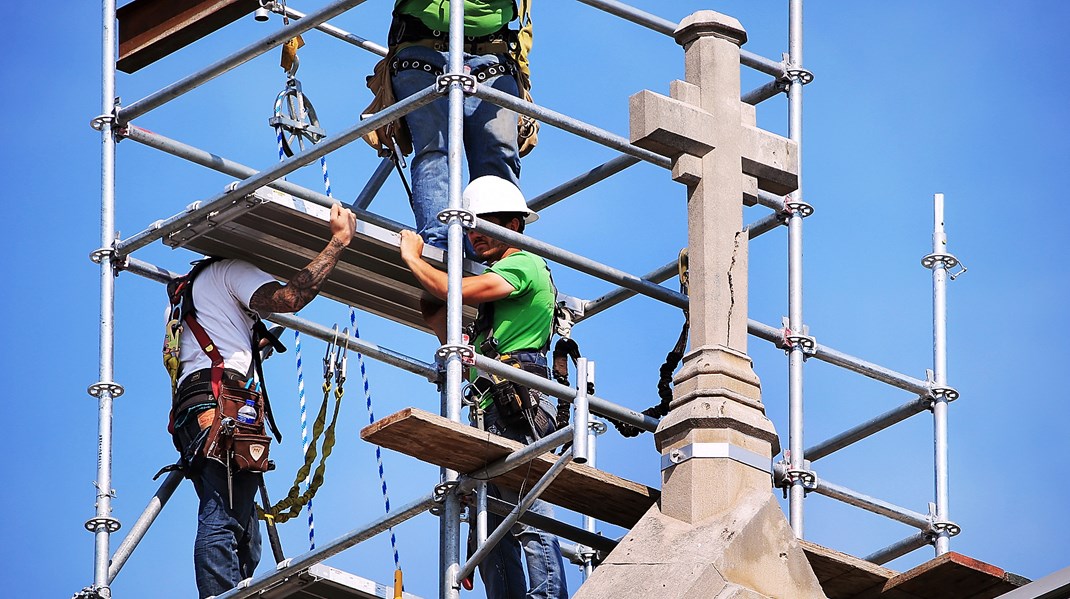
top-left (160, 258), bottom-right (285, 485)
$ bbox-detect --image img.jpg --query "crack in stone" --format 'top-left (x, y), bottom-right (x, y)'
top-left (726, 231), bottom-right (742, 345)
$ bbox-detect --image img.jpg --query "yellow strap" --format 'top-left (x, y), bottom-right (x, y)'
top-left (513, 0), bottom-right (533, 86)
top-left (281, 35), bottom-right (305, 72)
top-left (393, 569), bottom-right (403, 599)
top-left (678, 248), bottom-right (689, 296)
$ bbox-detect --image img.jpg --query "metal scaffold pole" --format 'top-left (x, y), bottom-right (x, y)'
top-left (440, 1), bottom-right (467, 597)
top-left (85, 0), bottom-right (123, 596)
top-left (930, 193), bottom-right (953, 555)
top-left (786, 0), bottom-right (811, 537)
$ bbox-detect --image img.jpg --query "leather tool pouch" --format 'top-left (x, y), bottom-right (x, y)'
top-left (202, 382), bottom-right (273, 473)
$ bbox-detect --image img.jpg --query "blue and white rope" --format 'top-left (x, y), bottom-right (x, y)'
top-left (293, 328), bottom-right (315, 550)
top-left (350, 308), bottom-right (403, 573)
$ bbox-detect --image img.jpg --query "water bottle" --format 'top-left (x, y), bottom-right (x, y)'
top-left (237, 400), bottom-right (257, 425)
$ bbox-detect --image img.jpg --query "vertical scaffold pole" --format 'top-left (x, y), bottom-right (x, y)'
top-left (440, 1), bottom-right (466, 598)
top-left (931, 193), bottom-right (951, 555)
top-left (786, 0), bottom-right (808, 537)
top-left (88, 0), bottom-right (121, 595)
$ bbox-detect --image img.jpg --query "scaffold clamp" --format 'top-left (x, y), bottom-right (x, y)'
top-left (73, 585), bottom-right (111, 599)
top-left (435, 72), bottom-right (477, 94)
top-left (436, 208), bottom-right (476, 227)
top-left (436, 343), bottom-right (475, 366)
top-left (88, 382), bottom-right (125, 399)
top-left (786, 67), bottom-right (815, 85)
top-left (784, 196), bottom-right (814, 218)
top-left (430, 481), bottom-right (460, 515)
top-left (781, 318), bottom-right (816, 355)
top-left (773, 458), bottom-right (817, 495)
top-left (921, 252), bottom-right (959, 270)
top-left (84, 516), bottom-right (121, 534)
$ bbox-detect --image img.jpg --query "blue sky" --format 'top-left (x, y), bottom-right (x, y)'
top-left (8, 1), bottom-right (1070, 597)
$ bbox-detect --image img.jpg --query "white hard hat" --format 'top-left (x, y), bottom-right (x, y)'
top-left (463, 175), bottom-right (539, 224)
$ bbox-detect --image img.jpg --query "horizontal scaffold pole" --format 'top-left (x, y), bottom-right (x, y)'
top-left (473, 85), bottom-right (671, 170)
top-left (573, 0), bottom-right (786, 78)
top-left (806, 397), bottom-right (931, 461)
top-left (117, 0), bottom-right (368, 124)
top-left (528, 155), bottom-right (640, 213)
top-left (470, 352), bottom-right (658, 433)
top-left (486, 496), bottom-right (618, 554)
top-left (813, 477), bottom-right (931, 531)
top-left (748, 320), bottom-right (931, 396)
top-left (212, 494), bottom-right (435, 599)
top-left (120, 125), bottom-right (405, 233)
top-left (743, 78), bottom-right (787, 106)
top-left (581, 260), bottom-right (678, 321)
top-left (115, 85), bottom-right (439, 256)
top-left (471, 218), bottom-right (688, 311)
top-left (276, 4), bottom-right (387, 56)
top-left (123, 258), bottom-right (440, 383)
top-left (746, 212), bottom-right (786, 239)
top-left (864, 531), bottom-right (932, 566)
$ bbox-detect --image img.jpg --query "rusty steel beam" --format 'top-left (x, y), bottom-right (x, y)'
top-left (117, 0), bottom-right (259, 73)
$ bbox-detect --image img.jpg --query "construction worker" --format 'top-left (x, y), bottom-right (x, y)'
top-left (389, 0), bottom-right (532, 251)
top-left (170, 204), bottom-right (356, 599)
top-left (399, 176), bottom-right (567, 599)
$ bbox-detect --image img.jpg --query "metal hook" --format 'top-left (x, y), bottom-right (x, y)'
top-left (323, 324), bottom-right (339, 380)
top-left (335, 327), bottom-right (350, 386)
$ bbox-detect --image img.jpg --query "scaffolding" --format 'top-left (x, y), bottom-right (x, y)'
top-left (83, 1), bottom-right (969, 598)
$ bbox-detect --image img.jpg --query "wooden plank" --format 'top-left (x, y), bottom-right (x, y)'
top-left (881, 552), bottom-right (1026, 599)
top-left (361, 408), bottom-right (659, 529)
top-left (117, 0), bottom-right (259, 73)
top-left (800, 540), bottom-right (895, 599)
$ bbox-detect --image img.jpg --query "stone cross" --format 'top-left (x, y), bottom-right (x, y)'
top-left (572, 11), bottom-right (824, 599)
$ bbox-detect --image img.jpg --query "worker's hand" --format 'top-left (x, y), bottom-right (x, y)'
top-left (329, 204), bottom-right (356, 246)
top-left (399, 229), bottom-right (425, 262)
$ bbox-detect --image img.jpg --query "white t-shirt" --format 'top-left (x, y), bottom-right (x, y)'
top-left (177, 259), bottom-right (277, 386)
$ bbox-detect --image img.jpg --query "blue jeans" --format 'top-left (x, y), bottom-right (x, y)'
top-left (176, 414), bottom-right (263, 598)
top-left (391, 44), bottom-right (522, 250)
top-left (473, 361), bottom-right (568, 599)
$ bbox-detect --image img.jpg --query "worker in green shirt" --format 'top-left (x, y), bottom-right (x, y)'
top-left (389, 0), bottom-right (532, 253)
top-left (399, 175), bottom-right (567, 599)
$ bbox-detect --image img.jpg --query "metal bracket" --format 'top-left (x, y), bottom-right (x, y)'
top-left (929, 385), bottom-right (960, 403)
top-left (784, 197), bottom-right (814, 218)
top-left (73, 586), bottom-right (111, 599)
top-left (781, 318), bottom-right (816, 355)
top-left (436, 208), bottom-right (476, 227)
top-left (87, 382), bottom-right (125, 399)
top-left (89, 114), bottom-right (115, 132)
top-left (661, 442), bottom-right (772, 474)
top-left (430, 481), bottom-right (459, 515)
top-left (435, 72), bottom-right (478, 94)
top-left (89, 248), bottom-right (113, 264)
top-left (786, 68), bottom-right (815, 85)
top-left (84, 516), bottom-right (121, 533)
top-left (927, 502), bottom-right (962, 536)
top-left (436, 344), bottom-right (475, 366)
top-left (773, 458), bottom-right (817, 495)
top-left (921, 252), bottom-right (959, 270)
top-left (588, 418), bottom-right (608, 436)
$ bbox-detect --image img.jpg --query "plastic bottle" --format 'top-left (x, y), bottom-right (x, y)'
top-left (237, 399), bottom-right (257, 425)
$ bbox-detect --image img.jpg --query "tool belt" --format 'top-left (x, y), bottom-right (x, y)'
top-left (174, 370), bottom-right (273, 474)
top-left (466, 351), bottom-right (552, 436)
top-left (361, 14), bottom-right (539, 157)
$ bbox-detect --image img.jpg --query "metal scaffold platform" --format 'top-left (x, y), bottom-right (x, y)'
top-left (80, 0), bottom-right (1032, 598)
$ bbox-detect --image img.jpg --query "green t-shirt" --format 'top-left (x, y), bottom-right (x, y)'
top-left (476, 251), bottom-right (554, 356)
top-left (395, 0), bottom-right (517, 38)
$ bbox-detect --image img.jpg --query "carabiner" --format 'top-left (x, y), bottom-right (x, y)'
top-left (335, 327), bottom-right (350, 386)
top-left (323, 324), bottom-right (339, 381)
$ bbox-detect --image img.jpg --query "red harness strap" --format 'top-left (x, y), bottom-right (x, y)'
top-left (184, 313), bottom-right (225, 400)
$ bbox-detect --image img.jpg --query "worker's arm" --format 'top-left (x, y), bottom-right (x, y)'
top-left (399, 230), bottom-right (516, 305)
top-left (249, 204), bottom-right (357, 314)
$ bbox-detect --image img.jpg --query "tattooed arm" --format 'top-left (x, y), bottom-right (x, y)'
top-left (249, 204), bottom-right (357, 314)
